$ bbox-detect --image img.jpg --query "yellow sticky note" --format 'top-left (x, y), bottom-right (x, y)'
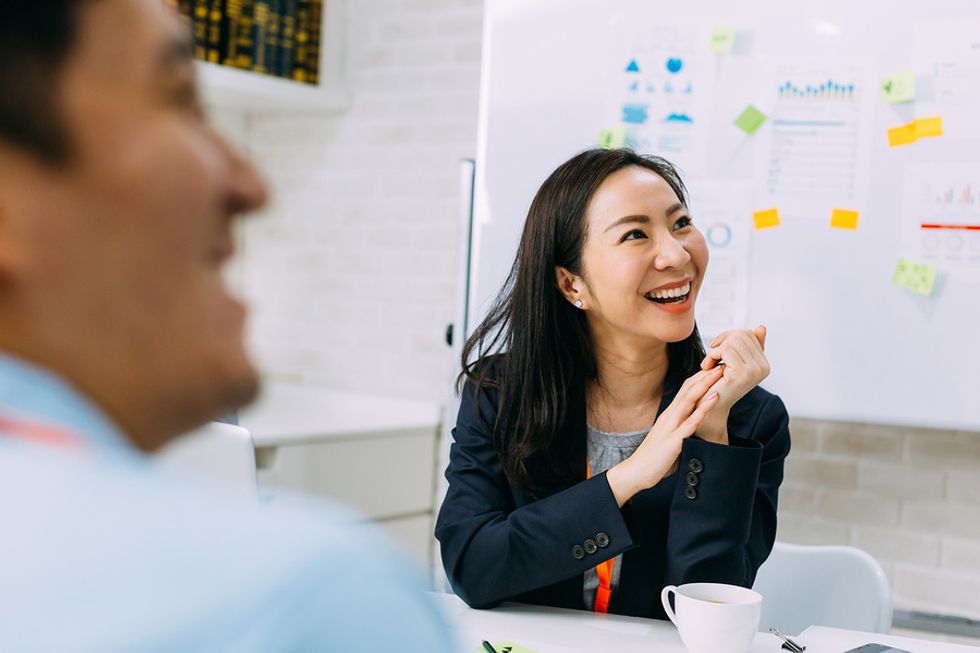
top-left (892, 258), bottom-right (936, 296)
top-left (753, 208), bottom-right (781, 230)
top-left (598, 125), bottom-right (627, 149)
top-left (710, 27), bottom-right (736, 54)
top-left (830, 208), bottom-right (859, 230)
top-left (880, 71), bottom-right (916, 104)
top-left (887, 123), bottom-right (917, 147)
top-left (914, 116), bottom-right (943, 139)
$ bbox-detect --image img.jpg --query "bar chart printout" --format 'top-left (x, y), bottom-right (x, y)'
top-left (903, 163), bottom-right (980, 282)
top-left (759, 65), bottom-right (873, 221)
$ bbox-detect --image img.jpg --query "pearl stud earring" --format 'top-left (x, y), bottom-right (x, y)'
top-left (574, 300), bottom-right (583, 308)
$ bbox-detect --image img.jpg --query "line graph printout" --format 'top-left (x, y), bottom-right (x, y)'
top-left (902, 163), bottom-right (980, 282)
top-left (756, 63), bottom-right (874, 221)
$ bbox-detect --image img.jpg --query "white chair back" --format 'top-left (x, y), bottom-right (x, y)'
top-left (752, 541), bottom-right (892, 636)
top-left (155, 422), bottom-right (257, 499)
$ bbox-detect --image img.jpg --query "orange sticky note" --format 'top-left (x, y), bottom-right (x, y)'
top-left (753, 208), bottom-right (781, 230)
top-left (830, 208), bottom-right (859, 230)
top-left (914, 116), bottom-right (943, 138)
top-left (888, 123), bottom-right (917, 147)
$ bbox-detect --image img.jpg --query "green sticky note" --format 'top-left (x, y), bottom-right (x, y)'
top-left (880, 71), bottom-right (916, 104)
top-left (598, 125), bottom-right (627, 149)
top-left (892, 258), bottom-right (936, 296)
top-left (734, 105), bottom-right (767, 135)
top-left (475, 642), bottom-right (539, 653)
top-left (710, 27), bottom-right (737, 54)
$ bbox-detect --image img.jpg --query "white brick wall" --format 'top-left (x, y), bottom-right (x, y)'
top-left (783, 418), bottom-right (980, 621)
top-left (211, 0), bottom-right (980, 632)
top-left (231, 0), bottom-right (482, 400)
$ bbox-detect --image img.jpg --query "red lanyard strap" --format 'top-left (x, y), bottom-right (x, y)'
top-left (0, 415), bottom-right (80, 449)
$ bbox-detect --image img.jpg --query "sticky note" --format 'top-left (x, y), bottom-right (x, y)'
top-left (830, 208), bottom-right (859, 230)
top-left (598, 125), bottom-right (627, 149)
top-left (914, 116), bottom-right (943, 138)
top-left (734, 105), bottom-right (767, 135)
top-left (710, 27), bottom-right (737, 54)
top-left (887, 123), bottom-right (917, 147)
top-left (892, 258), bottom-right (936, 296)
top-left (880, 71), bottom-right (916, 104)
top-left (753, 208), bottom-right (781, 230)
top-left (475, 643), bottom-right (539, 653)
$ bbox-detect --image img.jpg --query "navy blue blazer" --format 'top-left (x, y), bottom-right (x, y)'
top-left (435, 372), bottom-right (790, 619)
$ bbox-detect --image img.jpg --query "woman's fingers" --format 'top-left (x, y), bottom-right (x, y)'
top-left (682, 367), bottom-right (724, 403)
top-left (677, 391), bottom-right (720, 437)
top-left (703, 339), bottom-right (745, 370)
top-left (708, 330), bottom-right (772, 395)
top-left (667, 367), bottom-right (724, 418)
top-left (702, 328), bottom-right (746, 369)
top-left (727, 330), bottom-right (769, 380)
top-left (700, 350), bottom-right (720, 370)
top-left (709, 326), bottom-right (767, 354)
top-left (721, 337), bottom-right (750, 368)
top-left (704, 326), bottom-right (768, 370)
top-left (707, 329), bottom-right (735, 349)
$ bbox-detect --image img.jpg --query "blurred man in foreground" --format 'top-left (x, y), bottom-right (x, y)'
top-left (0, 1), bottom-right (450, 650)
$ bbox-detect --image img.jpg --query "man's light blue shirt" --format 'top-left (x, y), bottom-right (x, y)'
top-left (0, 353), bottom-right (452, 652)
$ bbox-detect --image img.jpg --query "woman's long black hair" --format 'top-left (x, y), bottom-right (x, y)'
top-left (460, 148), bottom-right (706, 495)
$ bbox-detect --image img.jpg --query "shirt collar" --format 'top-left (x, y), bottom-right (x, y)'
top-left (0, 352), bottom-right (134, 454)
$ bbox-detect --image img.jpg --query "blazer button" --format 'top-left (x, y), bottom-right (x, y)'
top-left (584, 539), bottom-right (598, 554)
top-left (686, 471), bottom-right (699, 487)
top-left (688, 458), bottom-right (704, 473)
top-left (596, 532), bottom-right (610, 548)
top-left (684, 485), bottom-right (698, 500)
top-left (572, 545), bottom-right (586, 560)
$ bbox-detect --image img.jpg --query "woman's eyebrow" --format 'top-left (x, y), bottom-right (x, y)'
top-left (603, 214), bottom-right (650, 233)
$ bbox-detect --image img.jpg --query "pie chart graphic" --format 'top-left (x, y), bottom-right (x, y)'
top-left (666, 57), bottom-right (684, 74)
top-left (706, 222), bottom-right (732, 248)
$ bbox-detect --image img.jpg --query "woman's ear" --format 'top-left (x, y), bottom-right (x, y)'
top-left (555, 266), bottom-right (587, 309)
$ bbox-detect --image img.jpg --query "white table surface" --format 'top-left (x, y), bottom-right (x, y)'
top-left (431, 592), bottom-right (782, 653)
top-left (796, 626), bottom-right (980, 653)
top-left (237, 381), bottom-right (441, 446)
top-left (430, 593), bottom-right (980, 653)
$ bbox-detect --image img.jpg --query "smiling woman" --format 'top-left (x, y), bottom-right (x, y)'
top-left (436, 148), bottom-right (791, 618)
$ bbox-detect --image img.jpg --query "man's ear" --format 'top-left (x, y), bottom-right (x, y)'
top-left (555, 265), bottom-right (588, 309)
top-left (0, 174), bottom-right (31, 284)
top-left (0, 200), bottom-right (16, 280)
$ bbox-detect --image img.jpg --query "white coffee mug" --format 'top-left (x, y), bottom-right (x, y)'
top-left (661, 582), bottom-right (762, 653)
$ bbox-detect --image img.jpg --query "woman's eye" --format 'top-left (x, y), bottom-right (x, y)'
top-left (673, 216), bottom-right (693, 231)
top-left (622, 229), bottom-right (647, 242)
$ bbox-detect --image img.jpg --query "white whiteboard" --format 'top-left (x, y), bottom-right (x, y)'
top-left (467, 0), bottom-right (980, 430)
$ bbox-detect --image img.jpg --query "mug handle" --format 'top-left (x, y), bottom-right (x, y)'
top-left (661, 585), bottom-right (679, 626)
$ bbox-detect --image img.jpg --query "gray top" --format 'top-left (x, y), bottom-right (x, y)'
top-left (583, 424), bottom-right (648, 611)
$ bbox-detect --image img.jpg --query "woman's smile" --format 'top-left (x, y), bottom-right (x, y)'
top-left (643, 277), bottom-right (696, 314)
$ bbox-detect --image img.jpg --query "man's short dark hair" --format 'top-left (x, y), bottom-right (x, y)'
top-left (0, 1), bottom-right (92, 163)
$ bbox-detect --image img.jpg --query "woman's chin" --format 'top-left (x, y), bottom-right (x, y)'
top-left (654, 318), bottom-right (698, 344)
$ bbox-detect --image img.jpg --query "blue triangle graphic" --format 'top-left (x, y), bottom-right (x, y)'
top-left (625, 59), bottom-right (640, 73)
